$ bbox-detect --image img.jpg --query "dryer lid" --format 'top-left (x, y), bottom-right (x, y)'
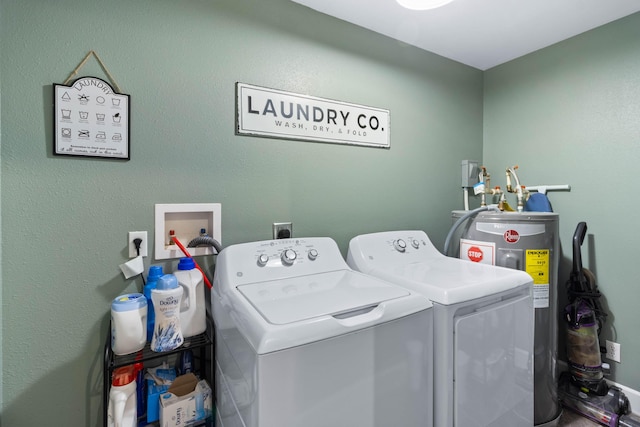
top-left (237, 269), bottom-right (410, 325)
top-left (347, 230), bottom-right (533, 305)
top-left (387, 257), bottom-right (532, 304)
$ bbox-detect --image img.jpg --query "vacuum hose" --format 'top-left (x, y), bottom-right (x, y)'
top-left (443, 205), bottom-right (500, 256)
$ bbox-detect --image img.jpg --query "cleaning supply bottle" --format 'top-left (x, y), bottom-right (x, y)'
top-left (111, 293), bottom-right (147, 355)
top-left (134, 359), bottom-right (146, 424)
top-left (108, 365), bottom-right (137, 427)
top-left (144, 265), bottom-right (164, 342)
top-left (174, 257), bottom-right (206, 338)
top-left (178, 349), bottom-right (193, 375)
top-left (150, 274), bottom-right (184, 352)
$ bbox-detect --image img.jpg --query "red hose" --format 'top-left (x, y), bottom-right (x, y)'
top-left (171, 236), bottom-right (213, 289)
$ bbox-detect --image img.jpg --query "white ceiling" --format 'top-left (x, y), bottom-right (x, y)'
top-left (291, 0), bottom-right (640, 70)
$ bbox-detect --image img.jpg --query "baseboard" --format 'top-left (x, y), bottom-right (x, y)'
top-left (558, 360), bottom-right (640, 414)
top-left (608, 379), bottom-right (640, 414)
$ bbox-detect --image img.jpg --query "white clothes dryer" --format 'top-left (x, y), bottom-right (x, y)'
top-left (212, 237), bottom-right (434, 427)
top-left (347, 230), bottom-right (535, 427)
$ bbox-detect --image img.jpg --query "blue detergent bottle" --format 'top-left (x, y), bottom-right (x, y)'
top-left (144, 266), bottom-right (164, 342)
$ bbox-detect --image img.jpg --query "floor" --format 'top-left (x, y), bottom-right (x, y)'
top-left (558, 410), bottom-right (600, 426)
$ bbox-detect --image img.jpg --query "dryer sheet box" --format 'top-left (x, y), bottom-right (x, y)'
top-left (159, 373), bottom-right (212, 427)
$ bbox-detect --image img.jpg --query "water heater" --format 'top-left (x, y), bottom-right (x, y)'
top-left (451, 210), bottom-right (561, 426)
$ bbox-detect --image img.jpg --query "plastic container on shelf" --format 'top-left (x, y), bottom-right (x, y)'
top-left (150, 274), bottom-right (184, 352)
top-left (110, 293), bottom-right (147, 355)
top-left (134, 360), bottom-right (145, 424)
top-left (174, 257), bottom-right (206, 338)
top-left (108, 365), bottom-right (137, 427)
top-left (178, 349), bottom-right (194, 375)
top-left (144, 265), bottom-right (164, 342)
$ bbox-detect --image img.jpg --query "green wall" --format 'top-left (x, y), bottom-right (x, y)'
top-left (484, 12), bottom-right (640, 394)
top-left (0, 0), bottom-right (482, 424)
top-left (4, 0), bottom-right (639, 424)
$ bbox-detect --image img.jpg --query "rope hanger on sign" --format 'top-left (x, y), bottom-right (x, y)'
top-left (63, 50), bottom-right (122, 93)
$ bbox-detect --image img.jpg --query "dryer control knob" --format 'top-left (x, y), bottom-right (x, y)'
top-left (257, 253), bottom-right (269, 266)
top-left (393, 239), bottom-right (407, 252)
top-left (308, 249), bottom-right (318, 260)
top-left (411, 239), bottom-right (420, 249)
top-left (281, 249), bottom-right (297, 265)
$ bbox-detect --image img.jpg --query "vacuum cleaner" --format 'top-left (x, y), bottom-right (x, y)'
top-left (560, 222), bottom-right (640, 426)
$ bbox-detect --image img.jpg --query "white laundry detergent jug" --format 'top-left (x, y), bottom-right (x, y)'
top-left (108, 365), bottom-right (137, 427)
top-left (174, 257), bottom-right (206, 338)
top-left (111, 293), bottom-right (147, 355)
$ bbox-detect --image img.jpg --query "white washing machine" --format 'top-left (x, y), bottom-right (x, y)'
top-left (347, 230), bottom-right (535, 427)
top-left (212, 237), bottom-right (434, 427)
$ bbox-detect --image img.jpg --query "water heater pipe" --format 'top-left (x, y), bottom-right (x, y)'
top-left (443, 205), bottom-right (500, 256)
top-left (525, 184), bottom-right (571, 195)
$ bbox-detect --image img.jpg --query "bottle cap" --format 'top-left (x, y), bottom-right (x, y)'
top-left (156, 274), bottom-right (179, 290)
top-left (111, 293), bottom-right (147, 312)
top-left (148, 265), bottom-right (164, 282)
top-left (112, 366), bottom-right (136, 386)
top-left (178, 257), bottom-right (196, 270)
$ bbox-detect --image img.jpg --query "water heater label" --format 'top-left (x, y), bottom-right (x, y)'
top-left (525, 249), bottom-right (550, 308)
top-left (504, 229), bottom-right (520, 243)
top-left (475, 222), bottom-right (546, 237)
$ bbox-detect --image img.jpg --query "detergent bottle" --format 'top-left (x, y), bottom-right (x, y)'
top-left (174, 257), bottom-right (206, 338)
top-left (108, 365), bottom-right (137, 427)
top-left (151, 274), bottom-right (184, 352)
top-left (110, 293), bottom-right (147, 355)
top-left (144, 265), bottom-right (164, 342)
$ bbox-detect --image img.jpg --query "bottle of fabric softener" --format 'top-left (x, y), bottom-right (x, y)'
top-left (150, 274), bottom-right (184, 352)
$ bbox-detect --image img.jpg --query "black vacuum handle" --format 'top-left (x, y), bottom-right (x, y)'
top-left (571, 222), bottom-right (588, 289)
top-left (572, 222), bottom-right (587, 271)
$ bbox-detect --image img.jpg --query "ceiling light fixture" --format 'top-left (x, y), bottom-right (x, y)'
top-left (396, 0), bottom-right (455, 10)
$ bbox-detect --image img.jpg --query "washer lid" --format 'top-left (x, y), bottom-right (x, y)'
top-left (237, 269), bottom-right (410, 325)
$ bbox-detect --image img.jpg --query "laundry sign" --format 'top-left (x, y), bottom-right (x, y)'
top-left (236, 83), bottom-right (390, 148)
top-left (54, 76), bottom-right (130, 159)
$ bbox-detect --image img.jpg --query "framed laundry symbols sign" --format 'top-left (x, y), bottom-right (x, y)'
top-left (54, 76), bottom-right (130, 159)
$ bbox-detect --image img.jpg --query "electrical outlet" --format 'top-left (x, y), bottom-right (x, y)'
top-left (128, 231), bottom-right (148, 258)
top-left (605, 340), bottom-right (621, 363)
top-left (273, 222), bottom-right (293, 239)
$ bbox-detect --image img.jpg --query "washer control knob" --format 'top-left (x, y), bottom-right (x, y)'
top-left (281, 249), bottom-right (297, 265)
top-left (308, 249), bottom-right (319, 261)
top-left (257, 254), bottom-right (269, 267)
top-left (393, 239), bottom-right (407, 252)
top-left (411, 239), bottom-right (420, 249)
